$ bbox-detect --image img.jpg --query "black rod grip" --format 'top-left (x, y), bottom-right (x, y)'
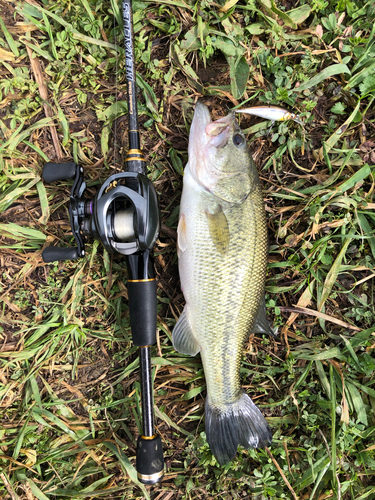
top-left (42, 246), bottom-right (79, 263)
top-left (127, 280), bottom-right (157, 346)
top-left (136, 435), bottom-right (164, 484)
top-left (43, 162), bottom-right (77, 183)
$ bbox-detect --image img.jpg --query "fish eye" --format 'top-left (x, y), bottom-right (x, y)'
top-left (233, 134), bottom-right (244, 146)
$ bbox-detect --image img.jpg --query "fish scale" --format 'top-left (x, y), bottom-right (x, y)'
top-left (173, 101), bottom-right (273, 464)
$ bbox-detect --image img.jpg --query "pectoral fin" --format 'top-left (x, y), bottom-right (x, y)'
top-left (173, 307), bottom-right (200, 356)
top-left (206, 206), bottom-right (230, 256)
top-left (177, 214), bottom-right (188, 255)
top-left (253, 297), bottom-right (277, 337)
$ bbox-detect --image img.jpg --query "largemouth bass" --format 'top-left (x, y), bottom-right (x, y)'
top-left (173, 101), bottom-right (273, 465)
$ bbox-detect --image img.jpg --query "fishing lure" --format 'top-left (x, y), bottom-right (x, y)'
top-left (235, 105), bottom-right (303, 125)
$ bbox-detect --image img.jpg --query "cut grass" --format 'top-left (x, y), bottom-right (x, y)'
top-left (1, 0), bottom-right (375, 499)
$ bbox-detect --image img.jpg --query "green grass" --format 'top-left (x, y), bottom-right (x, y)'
top-left (1, 0), bottom-right (375, 498)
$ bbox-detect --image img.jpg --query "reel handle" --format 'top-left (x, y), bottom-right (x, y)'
top-left (43, 162), bottom-right (77, 183)
top-left (41, 161), bottom-right (86, 264)
top-left (42, 246), bottom-right (80, 262)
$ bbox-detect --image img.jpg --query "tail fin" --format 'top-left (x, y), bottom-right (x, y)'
top-left (205, 392), bottom-right (272, 465)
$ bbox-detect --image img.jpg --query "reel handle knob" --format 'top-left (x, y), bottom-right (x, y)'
top-left (43, 162), bottom-right (77, 183)
top-left (136, 434), bottom-right (164, 484)
top-left (42, 246), bottom-right (80, 263)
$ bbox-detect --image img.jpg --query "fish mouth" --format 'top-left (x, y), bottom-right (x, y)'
top-left (206, 113), bottom-right (235, 148)
top-left (189, 102), bottom-right (235, 156)
top-left (188, 101), bottom-right (237, 191)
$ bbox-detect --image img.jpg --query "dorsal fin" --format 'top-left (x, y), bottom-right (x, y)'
top-left (253, 297), bottom-right (277, 337)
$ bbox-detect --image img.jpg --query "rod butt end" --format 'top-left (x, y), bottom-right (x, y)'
top-left (136, 434), bottom-right (164, 484)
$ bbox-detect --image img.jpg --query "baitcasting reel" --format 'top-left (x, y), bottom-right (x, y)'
top-left (42, 159), bottom-right (159, 264)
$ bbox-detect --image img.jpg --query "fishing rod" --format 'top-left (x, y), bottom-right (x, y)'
top-left (41, 0), bottom-right (164, 485)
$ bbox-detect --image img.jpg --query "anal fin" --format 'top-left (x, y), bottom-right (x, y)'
top-left (253, 297), bottom-right (277, 337)
top-left (173, 308), bottom-right (200, 356)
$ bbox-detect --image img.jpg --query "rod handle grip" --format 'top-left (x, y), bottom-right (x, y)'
top-left (42, 246), bottom-right (80, 263)
top-left (43, 162), bottom-right (77, 183)
top-left (127, 280), bottom-right (157, 346)
top-left (136, 434), bottom-right (164, 484)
